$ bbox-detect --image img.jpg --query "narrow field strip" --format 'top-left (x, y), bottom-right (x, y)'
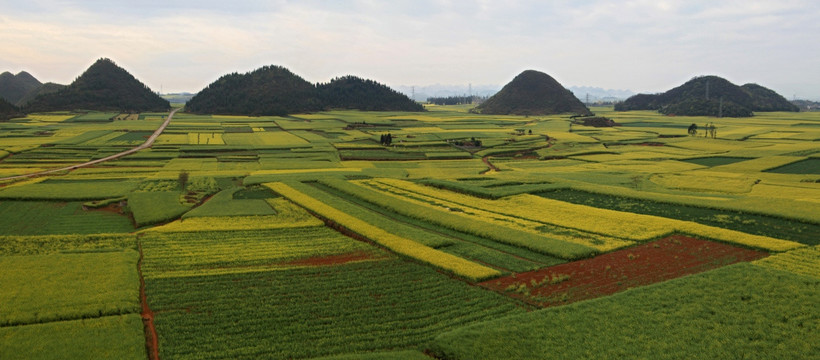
top-left (265, 181), bottom-right (501, 281)
top-left (753, 245), bottom-right (820, 278)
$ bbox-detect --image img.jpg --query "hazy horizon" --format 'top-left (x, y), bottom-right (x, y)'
top-left (2, 1), bottom-right (819, 100)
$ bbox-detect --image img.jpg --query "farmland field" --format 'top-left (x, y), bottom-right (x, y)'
top-left (0, 106), bottom-right (818, 359)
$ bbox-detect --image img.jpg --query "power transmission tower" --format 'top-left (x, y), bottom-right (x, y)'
top-left (586, 93), bottom-right (590, 105)
top-left (718, 96), bottom-right (723, 118)
top-left (705, 80), bottom-right (709, 100)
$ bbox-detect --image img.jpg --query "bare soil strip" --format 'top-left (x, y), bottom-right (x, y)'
top-left (138, 243), bottom-right (160, 360)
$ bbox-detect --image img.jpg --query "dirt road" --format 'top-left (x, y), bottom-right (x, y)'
top-left (0, 108), bottom-right (180, 182)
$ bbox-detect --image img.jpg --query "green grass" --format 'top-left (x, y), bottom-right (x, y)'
top-left (147, 259), bottom-right (523, 359)
top-left (182, 187), bottom-right (276, 218)
top-left (0, 314), bottom-right (146, 360)
top-left (0, 201), bottom-right (134, 235)
top-left (537, 189), bottom-right (819, 245)
top-left (0, 179), bottom-right (139, 200)
top-left (427, 263), bottom-right (819, 360)
top-left (680, 156), bottom-right (752, 167)
top-left (0, 250), bottom-right (140, 326)
top-left (765, 158), bottom-right (820, 174)
top-left (128, 191), bottom-right (191, 227)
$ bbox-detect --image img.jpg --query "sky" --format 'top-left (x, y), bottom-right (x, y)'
top-left (1, 0), bottom-right (819, 99)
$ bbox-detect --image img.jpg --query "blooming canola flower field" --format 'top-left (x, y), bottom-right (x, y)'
top-left (0, 106), bottom-right (818, 359)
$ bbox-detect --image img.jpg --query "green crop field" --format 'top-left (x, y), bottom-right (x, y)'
top-left (1, 107), bottom-right (818, 359)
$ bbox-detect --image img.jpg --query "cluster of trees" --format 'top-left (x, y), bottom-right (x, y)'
top-left (615, 76), bottom-right (797, 117)
top-left (24, 58), bottom-right (169, 113)
top-left (186, 67), bottom-right (422, 116)
top-left (379, 133), bottom-right (393, 146)
top-left (427, 95), bottom-right (488, 105)
top-left (0, 97), bottom-right (22, 120)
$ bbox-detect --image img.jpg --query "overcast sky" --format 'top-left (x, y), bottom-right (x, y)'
top-left (2, 0), bottom-right (818, 99)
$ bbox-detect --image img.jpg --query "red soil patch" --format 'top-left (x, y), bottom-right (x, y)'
top-left (481, 156), bottom-right (499, 173)
top-left (480, 235), bottom-right (768, 308)
top-left (285, 251), bottom-right (377, 266)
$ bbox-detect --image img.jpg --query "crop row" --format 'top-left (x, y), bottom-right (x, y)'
top-left (0, 250), bottom-right (140, 326)
top-left (369, 178), bottom-right (802, 252)
top-left (147, 259), bottom-right (523, 359)
top-left (753, 245), bottom-right (820, 278)
top-left (265, 181), bottom-right (501, 281)
top-left (328, 178), bottom-right (599, 258)
top-left (0, 314), bottom-right (146, 360)
top-left (0, 201), bottom-right (134, 235)
top-left (128, 191), bottom-right (191, 227)
top-left (303, 181), bottom-right (546, 273)
top-left (362, 179), bottom-right (629, 252)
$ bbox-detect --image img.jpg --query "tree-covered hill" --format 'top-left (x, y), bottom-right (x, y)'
top-left (185, 65), bottom-right (322, 116)
top-left (0, 71), bottom-right (42, 106)
top-left (472, 70), bottom-right (591, 116)
top-left (318, 76), bottom-right (424, 112)
top-left (615, 76), bottom-right (798, 117)
top-left (24, 58), bottom-right (170, 113)
top-left (186, 67), bottom-right (423, 116)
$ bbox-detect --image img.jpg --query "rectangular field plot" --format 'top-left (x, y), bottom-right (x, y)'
top-left (0, 201), bottom-right (134, 235)
top-left (0, 250), bottom-right (140, 326)
top-left (147, 259), bottom-right (524, 360)
top-left (764, 157), bottom-right (820, 174)
top-left (0, 179), bottom-right (139, 200)
top-left (0, 314), bottom-right (146, 360)
top-left (141, 227), bottom-right (377, 278)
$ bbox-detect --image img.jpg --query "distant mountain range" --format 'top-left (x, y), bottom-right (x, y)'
top-left (394, 84), bottom-right (633, 103)
top-left (472, 70), bottom-right (591, 116)
top-left (615, 76), bottom-right (798, 117)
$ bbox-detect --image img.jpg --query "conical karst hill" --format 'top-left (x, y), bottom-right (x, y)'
top-left (25, 58), bottom-right (169, 112)
top-left (472, 70), bottom-right (591, 116)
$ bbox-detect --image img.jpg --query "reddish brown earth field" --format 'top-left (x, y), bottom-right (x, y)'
top-left (480, 235), bottom-right (769, 307)
top-left (285, 251), bottom-right (380, 266)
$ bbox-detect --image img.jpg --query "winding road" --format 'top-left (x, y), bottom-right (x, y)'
top-left (0, 108), bottom-right (180, 182)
